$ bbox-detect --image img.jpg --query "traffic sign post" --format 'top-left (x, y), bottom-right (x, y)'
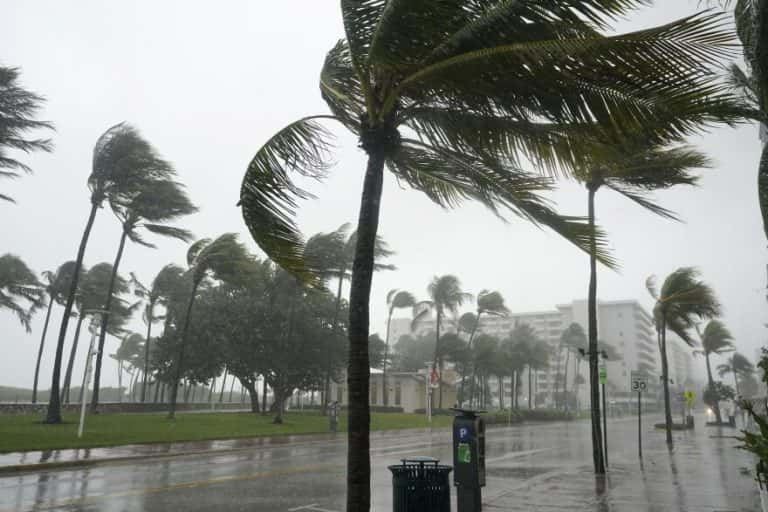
top-left (599, 364), bottom-right (608, 468)
top-left (630, 371), bottom-right (648, 459)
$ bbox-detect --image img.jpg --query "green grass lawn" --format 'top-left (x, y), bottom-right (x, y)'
top-left (0, 411), bottom-right (454, 453)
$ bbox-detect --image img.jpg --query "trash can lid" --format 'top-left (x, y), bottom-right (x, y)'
top-left (400, 456), bottom-right (439, 465)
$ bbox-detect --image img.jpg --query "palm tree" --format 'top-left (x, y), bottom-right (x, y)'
top-left (111, 333), bottom-right (144, 402)
top-left (556, 323), bottom-right (587, 410)
top-left (46, 123), bottom-right (164, 423)
top-left (383, 289), bottom-right (415, 406)
top-left (711, 0), bottom-right (768, 238)
top-left (61, 263), bottom-right (133, 403)
top-left (131, 264), bottom-right (186, 402)
top-left (577, 143), bottom-right (707, 473)
top-left (530, 343), bottom-right (551, 408)
top-left (694, 320), bottom-right (735, 424)
top-left (238, 5), bottom-right (740, 506)
top-left (505, 324), bottom-right (539, 410)
top-left (91, 165), bottom-right (197, 412)
top-left (0, 65), bottom-right (53, 203)
top-left (647, 267), bottom-right (720, 446)
top-left (0, 254), bottom-right (44, 330)
top-left (460, 290), bottom-right (509, 405)
top-left (304, 223), bottom-right (394, 411)
top-left (167, 234), bottom-right (250, 419)
top-left (414, 275), bottom-right (472, 409)
top-left (32, 262), bottom-right (77, 403)
top-left (718, 352), bottom-right (755, 397)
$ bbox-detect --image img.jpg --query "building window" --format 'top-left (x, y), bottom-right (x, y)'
top-left (395, 382), bottom-right (402, 406)
top-left (371, 382), bottom-right (377, 405)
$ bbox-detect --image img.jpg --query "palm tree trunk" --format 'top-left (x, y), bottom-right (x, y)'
top-left (168, 280), bottom-right (199, 419)
top-left (346, 147), bottom-right (385, 512)
top-left (528, 365), bottom-right (533, 410)
top-left (261, 380), bottom-right (268, 415)
top-left (705, 353), bottom-right (723, 424)
top-left (563, 349), bottom-right (571, 404)
top-left (32, 297), bottom-right (54, 404)
top-left (229, 376), bottom-right (236, 403)
top-left (46, 201), bottom-right (99, 424)
top-left (323, 269), bottom-right (346, 415)
top-left (62, 314), bottom-right (85, 404)
top-left (117, 361), bottom-right (123, 403)
top-left (733, 369), bottom-right (740, 397)
top-left (382, 308), bottom-right (393, 407)
top-left (219, 369), bottom-right (228, 403)
top-left (433, 310), bottom-right (443, 410)
top-left (553, 343), bottom-right (563, 408)
top-left (460, 312), bottom-right (483, 406)
top-left (498, 375), bottom-right (504, 410)
top-left (141, 304), bottom-right (154, 403)
top-left (91, 228), bottom-right (129, 412)
top-left (660, 321), bottom-right (673, 445)
top-left (587, 185), bottom-right (606, 473)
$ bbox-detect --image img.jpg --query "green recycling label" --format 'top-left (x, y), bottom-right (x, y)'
top-left (458, 443), bottom-right (471, 463)
top-left (599, 365), bottom-right (607, 385)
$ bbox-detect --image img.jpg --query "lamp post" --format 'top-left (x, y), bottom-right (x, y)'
top-left (78, 311), bottom-right (106, 439)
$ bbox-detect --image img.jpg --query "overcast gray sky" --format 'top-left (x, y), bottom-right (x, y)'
top-left (1, 1), bottom-right (765, 390)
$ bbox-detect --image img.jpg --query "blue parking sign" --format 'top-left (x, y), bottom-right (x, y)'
top-left (458, 426), bottom-right (472, 441)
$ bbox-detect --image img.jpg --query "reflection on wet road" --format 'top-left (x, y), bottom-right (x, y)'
top-left (0, 414), bottom-right (759, 511)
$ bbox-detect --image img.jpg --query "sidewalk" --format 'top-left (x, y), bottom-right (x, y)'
top-left (483, 414), bottom-right (760, 512)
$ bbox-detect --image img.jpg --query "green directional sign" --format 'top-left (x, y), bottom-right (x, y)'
top-left (599, 365), bottom-right (607, 385)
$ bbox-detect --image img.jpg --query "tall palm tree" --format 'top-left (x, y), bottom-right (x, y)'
top-left (167, 234), bottom-right (250, 419)
top-left (46, 123), bottom-right (163, 424)
top-left (0, 65), bottom-right (53, 204)
top-left (91, 166), bottom-right (197, 411)
top-left (0, 254), bottom-right (44, 330)
top-left (647, 267), bottom-right (720, 446)
top-left (556, 323), bottom-right (587, 409)
top-left (414, 275), bottom-right (472, 409)
top-left (239, 5), bottom-right (740, 506)
top-left (60, 263), bottom-right (133, 403)
top-left (711, 0), bottom-right (768, 238)
top-left (111, 333), bottom-right (144, 402)
top-left (131, 264), bottom-right (186, 402)
top-left (694, 320), bottom-right (735, 423)
top-left (718, 352), bottom-right (755, 397)
top-left (32, 262), bottom-right (77, 403)
top-left (577, 143), bottom-right (707, 473)
top-left (383, 289), bottom-right (415, 406)
top-left (505, 323), bottom-right (539, 410)
top-left (530, 342), bottom-right (551, 408)
top-left (304, 223), bottom-right (394, 411)
top-left (461, 290), bottom-right (508, 405)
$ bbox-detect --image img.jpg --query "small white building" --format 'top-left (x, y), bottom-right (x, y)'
top-left (329, 368), bottom-right (458, 413)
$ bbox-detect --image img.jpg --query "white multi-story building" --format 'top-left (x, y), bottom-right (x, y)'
top-left (384, 299), bottom-right (704, 410)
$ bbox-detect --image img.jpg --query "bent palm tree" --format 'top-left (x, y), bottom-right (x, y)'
top-left (414, 275), bottom-right (472, 409)
top-left (131, 264), bottom-right (186, 402)
top-left (577, 142), bottom-right (708, 472)
top-left (239, 4), bottom-right (740, 505)
top-left (46, 123), bottom-right (163, 424)
top-left (0, 65), bottom-right (53, 204)
top-left (694, 320), bottom-right (734, 423)
top-left (718, 352), bottom-right (755, 396)
top-left (32, 262), bottom-right (77, 403)
top-left (383, 289), bottom-right (415, 406)
top-left (0, 254), bottom-right (44, 330)
top-left (462, 290), bottom-right (509, 405)
top-left (304, 223), bottom-right (394, 411)
top-left (647, 268), bottom-right (720, 446)
top-left (167, 234), bottom-right (250, 419)
top-left (91, 161), bottom-right (197, 412)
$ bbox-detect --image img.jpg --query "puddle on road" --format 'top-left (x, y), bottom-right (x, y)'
top-left (486, 466), bottom-right (556, 480)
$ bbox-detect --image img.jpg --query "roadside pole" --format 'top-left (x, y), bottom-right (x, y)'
top-left (638, 390), bottom-right (642, 459)
top-left (78, 313), bottom-right (101, 439)
top-left (630, 371), bottom-right (647, 460)
top-left (599, 363), bottom-right (608, 469)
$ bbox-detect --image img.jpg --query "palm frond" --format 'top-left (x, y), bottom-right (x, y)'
top-left (320, 40), bottom-right (365, 130)
top-left (239, 116), bottom-right (339, 284)
top-left (143, 224), bottom-right (195, 243)
top-left (604, 183), bottom-right (680, 220)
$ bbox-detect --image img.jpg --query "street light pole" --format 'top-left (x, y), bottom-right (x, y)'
top-left (78, 312), bottom-right (102, 439)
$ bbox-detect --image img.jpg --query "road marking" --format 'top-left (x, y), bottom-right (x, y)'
top-left (288, 504), bottom-right (339, 512)
top-left (28, 462), bottom-right (342, 511)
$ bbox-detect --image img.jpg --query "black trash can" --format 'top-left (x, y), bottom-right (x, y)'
top-left (388, 457), bottom-right (452, 512)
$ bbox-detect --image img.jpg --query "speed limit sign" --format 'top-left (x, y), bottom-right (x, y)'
top-left (630, 371), bottom-right (648, 393)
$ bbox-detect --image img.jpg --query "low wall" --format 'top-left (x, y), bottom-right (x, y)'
top-left (0, 402), bottom-right (249, 415)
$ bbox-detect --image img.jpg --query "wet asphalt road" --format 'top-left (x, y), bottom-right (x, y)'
top-left (0, 413), bottom-right (760, 512)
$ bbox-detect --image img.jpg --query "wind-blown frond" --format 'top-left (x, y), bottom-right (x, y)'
top-left (321, 40), bottom-right (365, 130)
top-left (143, 224), bottom-right (194, 243)
top-left (239, 116), bottom-right (339, 283)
